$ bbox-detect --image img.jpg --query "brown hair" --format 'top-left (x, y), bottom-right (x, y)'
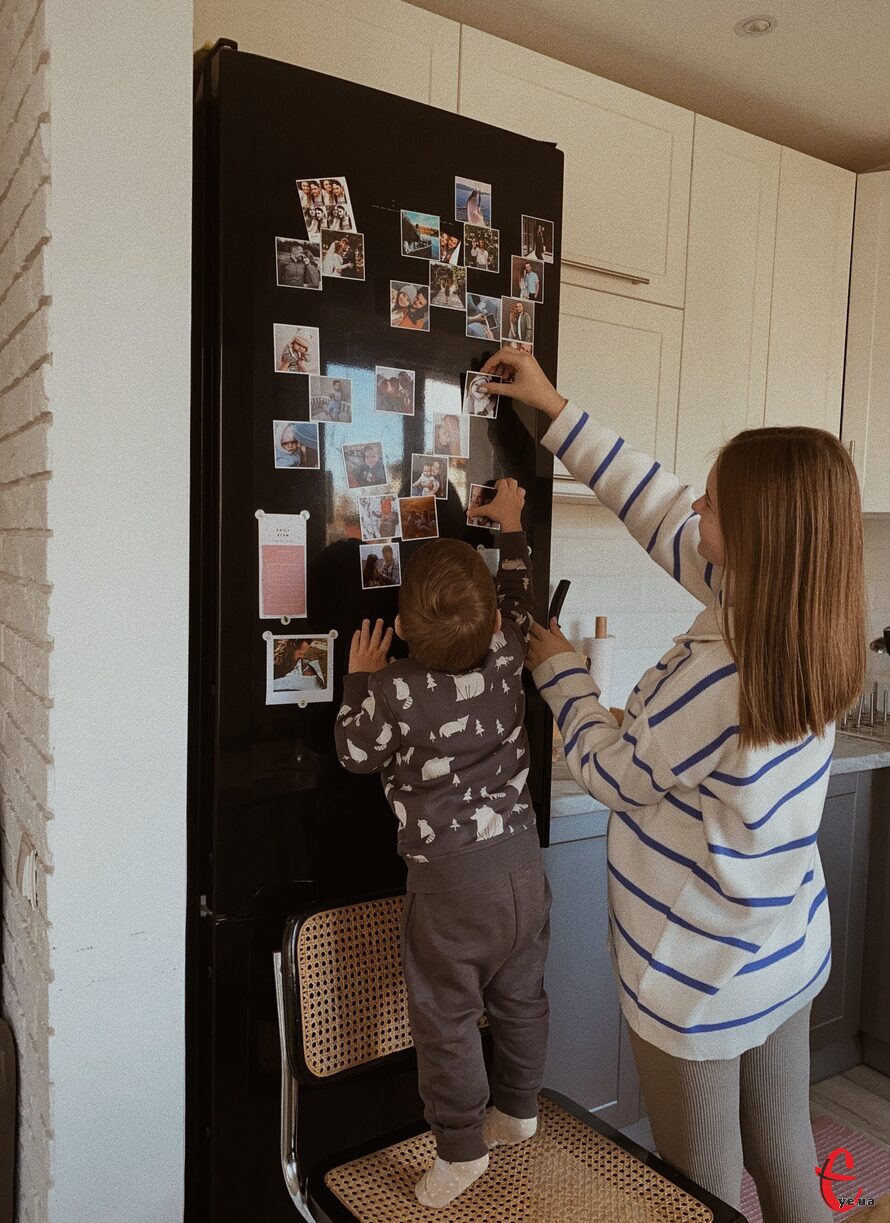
top-left (399, 539), bottom-right (496, 671)
top-left (716, 426), bottom-right (865, 748)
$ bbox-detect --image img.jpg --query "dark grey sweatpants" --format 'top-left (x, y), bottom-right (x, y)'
top-left (400, 857), bottom-right (552, 1162)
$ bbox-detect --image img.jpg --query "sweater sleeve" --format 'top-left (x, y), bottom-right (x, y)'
top-left (495, 531), bottom-right (534, 648)
top-left (542, 402), bottom-right (723, 607)
top-left (334, 671), bottom-right (401, 774)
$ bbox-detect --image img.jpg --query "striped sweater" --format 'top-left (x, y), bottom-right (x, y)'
top-left (534, 402), bottom-right (833, 1060)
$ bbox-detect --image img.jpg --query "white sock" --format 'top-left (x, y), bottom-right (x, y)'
top-left (484, 1105), bottom-right (538, 1148)
top-left (414, 1153), bottom-right (489, 1208)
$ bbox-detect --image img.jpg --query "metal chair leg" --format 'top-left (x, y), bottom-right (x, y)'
top-left (273, 951), bottom-right (316, 1222)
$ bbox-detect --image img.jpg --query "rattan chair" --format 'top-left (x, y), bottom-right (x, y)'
top-left (273, 892), bottom-right (748, 1222)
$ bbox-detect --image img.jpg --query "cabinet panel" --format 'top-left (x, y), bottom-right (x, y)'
top-left (842, 170), bottom-right (890, 512)
top-left (193, 0), bottom-right (460, 109)
top-left (553, 286), bottom-right (682, 497)
top-left (458, 27), bottom-right (693, 307)
top-left (675, 116), bottom-right (779, 493)
top-left (765, 148), bottom-right (854, 435)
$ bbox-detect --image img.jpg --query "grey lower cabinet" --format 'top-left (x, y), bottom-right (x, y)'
top-left (860, 768), bottom-right (890, 1076)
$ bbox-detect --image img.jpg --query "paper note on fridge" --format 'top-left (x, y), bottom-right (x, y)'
top-left (258, 512), bottom-right (307, 619)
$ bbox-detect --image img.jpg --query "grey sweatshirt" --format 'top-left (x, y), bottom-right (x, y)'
top-left (334, 532), bottom-right (539, 891)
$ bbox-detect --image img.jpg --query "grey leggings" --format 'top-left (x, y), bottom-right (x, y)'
top-left (629, 1004), bottom-right (832, 1223)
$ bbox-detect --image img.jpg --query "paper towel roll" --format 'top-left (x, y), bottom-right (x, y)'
top-left (583, 635), bottom-right (615, 709)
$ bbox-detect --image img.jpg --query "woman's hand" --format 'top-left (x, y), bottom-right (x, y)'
top-left (349, 618), bottom-right (394, 674)
top-left (526, 617), bottom-right (575, 670)
top-left (475, 477), bottom-right (525, 532)
top-left (480, 348), bottom-right (568, 419)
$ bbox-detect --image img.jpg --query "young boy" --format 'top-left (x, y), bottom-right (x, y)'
top-left (335, 478), bottom-right (550, 1208)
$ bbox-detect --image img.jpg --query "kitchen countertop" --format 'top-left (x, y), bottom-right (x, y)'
top-left (551, 731), bottom-right (890, 819)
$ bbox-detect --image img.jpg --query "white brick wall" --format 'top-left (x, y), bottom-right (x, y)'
top-left (0, 0), bottom-right (53, 1218)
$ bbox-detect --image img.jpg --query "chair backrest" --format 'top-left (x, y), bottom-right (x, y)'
top-left (280, 891), bottom-right (414, 1083)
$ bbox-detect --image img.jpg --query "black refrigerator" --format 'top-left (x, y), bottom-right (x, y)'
top-left (189, 42), bottom-right (564, 1222)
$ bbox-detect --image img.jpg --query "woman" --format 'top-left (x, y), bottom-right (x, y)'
top-left (431, 268), bottom-right (460, 309)
top-left (480, 346), bottom-right (864, 1223)
top-left (505, 300), bottom-right (532, 343)
top-left (399, 286), bottom-right (428, 330)
top-left (327, 203), bottom-right (354, 232)
top-left (305, 205), bottom-right (327, 238)
top-left (273, 639), bottom-right (324, 691)
top-left (466, 188), bottom-right (485, 226)
top-left (362, 552), bottom-right (382, 589)
top-left (391, 284), bottom-right (415, 327)
top-left (434, 414), bottom-right (464, 458)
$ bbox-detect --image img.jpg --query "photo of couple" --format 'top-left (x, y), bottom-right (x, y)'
top-left (409, 454), bottom-right (448, 500)
top-left (390, 281), bottom-right (430, 331)
top-left (375, 366), bottom-right (415, 415)
top-left (510, 255), bottom-right (544, 302)
top-left (360, 543), bottom-right (401, 590)
top-left (521, 214), bottom-right (555, 263)
top-left (501, 297), bottom-right (535, 348)
top-left (275, 237), bottom-right (321, 290)
top-left (430, 262), bottom-right (467, 311)
top-left (464, 224), bottom-right (499, 272)
top-left (438, 219), bottom-right (464, 265)
top-left (321, 230), bottom-right (364, 279)
top-left (297, 177), bottom-right (356, 236)
top-left (401, 209), bottom-right (441, 260)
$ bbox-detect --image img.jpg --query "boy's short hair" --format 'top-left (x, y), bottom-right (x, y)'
top-left (399, 539), bottom-right (496, 672)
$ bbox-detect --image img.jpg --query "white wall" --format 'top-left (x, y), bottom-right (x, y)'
top-left (42, 1), bottom-right (192, 1219)
top-left (864, 517), bottom-right (890, 692)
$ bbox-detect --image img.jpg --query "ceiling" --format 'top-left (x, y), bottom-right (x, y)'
top-left (407, 0), bottom-right (890, 171)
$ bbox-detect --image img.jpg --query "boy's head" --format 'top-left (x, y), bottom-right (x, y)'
top-left (397, 539), bottom-right (500, 672)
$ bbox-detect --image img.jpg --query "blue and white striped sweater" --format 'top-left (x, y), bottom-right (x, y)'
top-left (535, 402), bottom-right (833, 1060)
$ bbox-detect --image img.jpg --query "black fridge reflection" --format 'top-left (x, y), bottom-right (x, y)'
top-left (189, 42), bottom-right (564, 1222)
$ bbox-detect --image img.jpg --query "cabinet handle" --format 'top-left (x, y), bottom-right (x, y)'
top-left (846, 439), bottom-right (856, 462)
top-left (561, 257), bottom-right (651, 286)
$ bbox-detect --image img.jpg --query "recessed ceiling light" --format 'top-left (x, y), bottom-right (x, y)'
top-left (734, 15), bottom-right (777, 36)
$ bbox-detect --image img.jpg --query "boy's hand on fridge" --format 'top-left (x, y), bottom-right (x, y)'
top-left (479, 348), bottom-right (568, 420)
top-left (477, 478), bottom-right (525, 531)
top-left (349, 618), bottom-right (394, 674)
top-left (525, 617), bottom-right (575, 670)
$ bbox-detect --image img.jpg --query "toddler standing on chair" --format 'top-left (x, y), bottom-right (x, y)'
top-left (335, 478), bottom-right (551, 1208)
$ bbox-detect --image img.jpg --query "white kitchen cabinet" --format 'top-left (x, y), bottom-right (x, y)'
top-left (842, 171), bottom-right (890, 513)
top-left (553, 286), bottom-right (683, 497)
top-left (457, 27), bottom-right (693, 308)
top-left (675, 116), bottom-right (780, 493)
top-left (765, 148), bottom-right (855, 435)
top-left (193, 0), bottom-right (461, 109)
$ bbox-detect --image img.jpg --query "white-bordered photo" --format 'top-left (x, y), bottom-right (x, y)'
top-left (432, 411), bottom-right (470, 458)
top-left (390, 280), bottom-right (430, 331)
top-left (309, 375), bottom-right (352, 424)
top-left (375, 365), bottom-right (416, 415)
top-left (273, 421), bottom-right (320, 469)
top-left (464, 224), bottom-right (499, 273)
top-left (321, 229), bottom-right (365, 279)
top-left (266, 632), bottom-right (335, 705)
top-left (510, 254), bottom-right (544, 303)
top-left (521, 214), bottom-right (555, 264)
top-left (342, 441), bottom-right (388, 491)
top-left (463, 370), bottom-right (502, 419)
top-left (401, 209), bottom-right (440, 260)
top-left (396, 495), bottom-right (439, 541)
top-left (275, 237), bottom-right (322, 290)
top-left (297, 177), bottom-right (354, 235)
top-left (467, 484), bottom-right (501, 531)
top-left (501, 296), bottom-right (535, 348)
top-left (466, 294), bottom-right (501, 342)
top-left (274, 323), bottom-right (320, 375)
top-left (357, 494), bottom-right (400, 542)
top-left (455, 176), bottom-right (492, 226)
top-left (409, 454), bottom-right (448, 500)
top-left (430, 262), bottom-right (467, 311)
top-left (503, 339), bottom-right (534, 356)
top-left (439, 219), bottom-right (465, 266)
top-left (360, 542), bottom-right (402, 590)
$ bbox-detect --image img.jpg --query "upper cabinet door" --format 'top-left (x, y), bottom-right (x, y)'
top-left (675, 117), bottom-right (780, 493)
top-left (843, 171), bottom-right (890, 513)
top-left (458, 28), bottom-right (693, 308)
top-left (193, 0), bottom-right (461, 109)
top-left (765, 149), bottom-right (855, 435)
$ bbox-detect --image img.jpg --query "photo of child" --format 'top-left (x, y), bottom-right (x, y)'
top-left (275, 237), bottom-right (322, 290)
top-left (342, 442), bottom-right (388, 490)
top-left (401, 210), bottom-right (441, 260)
top-left (321, 229), bottom-right (365, 279)
top-left (266, 633), bottom-right (334, 705)
top-left (466, 294), bottom-right (501, 342)
top-left (430, 262), bottom-right (467, 311)
top-left (397, 495), bottom-right (439, 541)
top-left (467, 483), bottom-right (501, 530)
top-left (455, 176), bottom-right (492, 226)
top-left (521, 214), bottom-right (555, 264)
top-left (360, 542), bottom-right (402, 590)
top-left (510, 254), bottom-right (544, 302)
top-left (274, 324), bottom-right (320, 375)
top-left (390, 281), bottom-right (430, 331)
top-left (375, 366), bottom-right (416, 415)
top-left (273, 421), bottom-right (320, 469)
top-left (464, 224), bottom-right (499, 273)
top-left (432, 412), bottom-right (470, 458)
top-left (410, 454), bottom-right (448, 500)
top-left (358, 494), bottom-right (400, 542)
top-left (463, 371), bottom-right (502, 419)
top-left (309, 375), bottom-right (352, 423)
top-left (501, 297), bottom-right (535, 348)
top-left (439, 219), bottom-right (464, 266)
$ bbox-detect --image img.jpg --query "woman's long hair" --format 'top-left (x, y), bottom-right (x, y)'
top-left (716, 426), bottom-right (865, 748)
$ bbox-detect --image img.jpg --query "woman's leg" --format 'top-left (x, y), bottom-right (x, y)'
top-left (628, 1027), bottom-right (744, 1208)
top-left (739, 1003), bottom-right (832, 1222)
